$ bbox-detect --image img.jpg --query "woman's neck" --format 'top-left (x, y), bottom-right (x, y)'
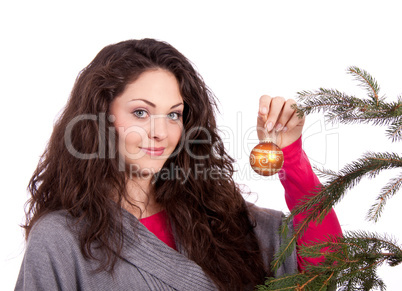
top-left (122, 176), bottom-right (162, 219)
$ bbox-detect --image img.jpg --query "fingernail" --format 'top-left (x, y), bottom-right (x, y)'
top-left (265, 121), bottom-right (273, 131)
top-left (282, 126), bottom-right (288, 133)
top-left (275, 123), bottom-right (283, 132)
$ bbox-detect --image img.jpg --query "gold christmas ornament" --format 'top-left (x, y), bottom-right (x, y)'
top-left (249, 135), bottom-right (284, 176)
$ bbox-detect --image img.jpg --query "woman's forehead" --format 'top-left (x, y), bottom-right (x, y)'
top-left (116, 69), bottom-right (183, 106)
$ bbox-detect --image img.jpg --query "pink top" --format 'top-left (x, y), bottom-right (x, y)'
top-left (140, 211), bottom-right (177, 250)
top-left (140, 136), bottom-right (342, 270)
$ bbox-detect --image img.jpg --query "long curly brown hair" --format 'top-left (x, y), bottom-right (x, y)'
top-left (24, 38), bottom-right (266, 290)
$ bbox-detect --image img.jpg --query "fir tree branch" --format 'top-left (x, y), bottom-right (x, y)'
top-left (312, 166), bottom-right (339, 180)
top-left (295, 95), bottom-right (402, 130)
top-left (263, 232), bottom-right (402, 290)
top-left (258, 271), bottom-right (335, 291)
top-left (256, 273), bottom-right (305, 291)
top-left (387, 118), bottom-right (402, 142)
top-left (299, 275), bottom-right (320, 290)
top-left (295, 69), bottom-right (402, 141)
top-left (321, 272), bottom-right (335, 291)
top-left (290, 152), bottom-right (402, 224)
top-left (295, 88), bottom-right (363, 119)
top-left (367, 172), bottom-right (402, 222)
top-left (347, 66), bottom-right (381, 106)
top-left (299, 231), bottom-right (402, 267)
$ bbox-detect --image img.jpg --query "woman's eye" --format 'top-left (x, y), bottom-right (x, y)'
top-left (133, 110), bottom-right (148, 119)
top-left (168, 112), bottom-right (183, 120)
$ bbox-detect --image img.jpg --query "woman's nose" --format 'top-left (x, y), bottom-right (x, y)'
top-left (149, 115), bottom-right (168, 140)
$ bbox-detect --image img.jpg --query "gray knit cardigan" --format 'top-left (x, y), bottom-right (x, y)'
top-left (15, 204), bottom-right (297, 291)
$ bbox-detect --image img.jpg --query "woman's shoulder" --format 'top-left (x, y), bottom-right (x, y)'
top-left (17, 212), bottom-right (99, 290)
top-left (246, 202), bottom-right (292, 245)
top-left (247, 202), bottom-right (285, 227)
top-left (27, 210), bottom-right (80, 248)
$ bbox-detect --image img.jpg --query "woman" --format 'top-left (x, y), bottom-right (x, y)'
top-left (15, 38), bottom-right (341, 290)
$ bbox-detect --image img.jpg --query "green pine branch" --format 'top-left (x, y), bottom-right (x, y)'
top-left (257, 270), bottom-right (336, 291)
top-left (261, 232), bottom-right (402, 290)
top-left (347, 66), bottom-right (381, 106)
top-left (301, 231), bottom-right (402, 290)
top-left (294, 68), bottom-right (402, 142)
top-left (292, 151), bottom-right (402, 224)
top-left (367, 172), bottom-right (402, 222)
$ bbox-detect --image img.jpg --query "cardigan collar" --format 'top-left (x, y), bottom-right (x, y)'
top-left (119, 208), bottom-right (217, 291)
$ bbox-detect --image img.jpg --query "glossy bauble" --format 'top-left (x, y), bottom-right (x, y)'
top-left (249, 141), bottom-right (284, 176)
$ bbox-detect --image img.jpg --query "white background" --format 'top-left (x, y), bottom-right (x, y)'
top-left (1, 1), bottom-right (402, 289)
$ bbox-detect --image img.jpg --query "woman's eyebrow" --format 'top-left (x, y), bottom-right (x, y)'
top-left (169, 102), bottom-right (184, 109)
top-left (130, 98), bottom-right (183, 109)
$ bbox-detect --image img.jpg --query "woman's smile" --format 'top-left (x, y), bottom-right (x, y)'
top-left (140, 147), bottom-right (166, 156)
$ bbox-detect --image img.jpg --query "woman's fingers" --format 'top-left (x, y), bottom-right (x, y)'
top-left (258, 95), bottom-right (289, 131)
top-left (257, 95), bottom-right (305, 148)
top-left (264, 96), bottom-right (285, 131)
top-left (257, 95), bottom-right (271, 123)
top-left (257, 95), bottom-right (271, 140)
top-left (276, 99), bottom-right (297, 132)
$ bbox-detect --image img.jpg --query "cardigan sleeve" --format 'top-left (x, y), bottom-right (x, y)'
top-left (248, 204), bottom-right (298, 277)
top-left (279, 136), bottom-right (342, 270)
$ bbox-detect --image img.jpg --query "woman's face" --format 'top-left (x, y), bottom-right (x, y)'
top-left (110, 69), bottom-right (184, 177)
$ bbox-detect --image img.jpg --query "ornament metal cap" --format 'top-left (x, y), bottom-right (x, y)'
top-left (261, 137), bottom-right (275, 143)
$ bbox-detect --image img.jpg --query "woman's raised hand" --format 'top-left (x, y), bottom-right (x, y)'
top-left (256, 95), bottom-right (305, 148)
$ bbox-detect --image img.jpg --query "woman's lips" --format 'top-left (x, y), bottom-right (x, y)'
top-left (140, 147), bottom-right (165, 156)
